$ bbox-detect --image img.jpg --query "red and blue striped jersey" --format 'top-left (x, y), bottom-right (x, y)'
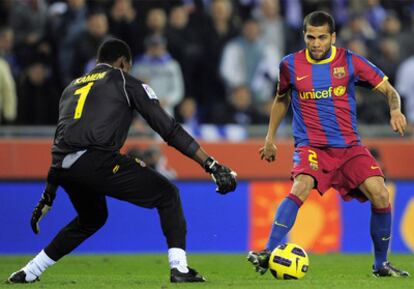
top-left (278, 46), bottom-right (387, 148)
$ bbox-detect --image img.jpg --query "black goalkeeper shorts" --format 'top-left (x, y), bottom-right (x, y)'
top-left (47, 149), bottom-right (178, 210)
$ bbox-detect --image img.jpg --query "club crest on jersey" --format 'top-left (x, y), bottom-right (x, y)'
top-left (333, 66), bottom-right (346, 79)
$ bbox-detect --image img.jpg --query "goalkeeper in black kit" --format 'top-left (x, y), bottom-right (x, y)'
top-left (8, 38), bottom-right (237, 284)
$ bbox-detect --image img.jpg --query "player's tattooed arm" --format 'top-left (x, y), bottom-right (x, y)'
top-left (388, 91), bottom-right (400, 111)
top-left (384, 84), bottom-right (400, 111)
top-left (376, 80), bottom-right (407, 136)
top-left (376, 80), bottom-right (401, 111)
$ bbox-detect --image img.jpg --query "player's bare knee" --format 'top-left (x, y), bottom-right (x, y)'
top-left (371, 187), bottom-right (390, 208)
top-left (291, 175), bottom-right (314, 201)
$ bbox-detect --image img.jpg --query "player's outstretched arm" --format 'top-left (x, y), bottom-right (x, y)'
top-left (376, 80), bottom-right (407, 136)
top-left (31, 182), bottom-right (58, 234)
top-left (130, 81), bottom-right (237, 194)
top-left (260, 93), bottom-right (291, 162)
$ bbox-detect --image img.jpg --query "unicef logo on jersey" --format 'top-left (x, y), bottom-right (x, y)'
top-left (333, 86), bottom-right (346, 97)
top-left (299, 86), bottom-right (346, 100)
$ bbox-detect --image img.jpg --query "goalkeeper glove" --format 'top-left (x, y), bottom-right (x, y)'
top-left (31, 184), bottom-right (57, 234)
top-left (203, 157), bottom-right (237, 194)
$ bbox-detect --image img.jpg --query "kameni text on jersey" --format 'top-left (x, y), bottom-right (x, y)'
top-left (73, 71), bottom-right (108, 84)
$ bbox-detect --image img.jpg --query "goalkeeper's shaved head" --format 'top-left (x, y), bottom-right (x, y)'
top-left (97, 38), bottom-right (132, 64)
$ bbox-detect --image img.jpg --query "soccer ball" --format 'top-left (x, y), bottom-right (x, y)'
top-left (268, 243), bottom-right (309, 280)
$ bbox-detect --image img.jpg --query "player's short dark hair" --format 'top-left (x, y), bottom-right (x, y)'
top-left (97, 38), bottom-right (132, 64)
top-left (303, 11), bottom-right (335, 34)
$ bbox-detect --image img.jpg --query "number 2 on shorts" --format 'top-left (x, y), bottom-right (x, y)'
top-left (308, 149), bottom-right (318, 164)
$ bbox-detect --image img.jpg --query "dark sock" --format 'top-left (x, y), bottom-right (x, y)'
top-left (370, 204), bottom-right (392, 270)
top-left (266, 194), bottom-right (303, 251)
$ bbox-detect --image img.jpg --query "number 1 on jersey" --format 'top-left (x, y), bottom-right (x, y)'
top-left (74, 82), bottom-right (94, 119)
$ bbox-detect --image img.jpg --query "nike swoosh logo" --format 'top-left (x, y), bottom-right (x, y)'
top-left (382, 236), bottom-right (391, 241)
top-left (274, 220), bottom-right (288, 228)
top-left (296, 75), bottom-right (309, 81)
top-left (371, 166), bottom-right (380, 170)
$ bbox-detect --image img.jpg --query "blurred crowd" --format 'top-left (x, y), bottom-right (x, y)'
top-left (1, 0), bottom-right (414, 133)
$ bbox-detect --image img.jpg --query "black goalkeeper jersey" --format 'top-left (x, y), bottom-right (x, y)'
top-left (51, 63), bottom-right (199, 167)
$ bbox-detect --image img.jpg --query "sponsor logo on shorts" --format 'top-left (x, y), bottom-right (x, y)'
top-left (371, 165), bottom-right (380, 170)
top-left (135, 158), bottom-right (146, 167)
top-left (382, 236), bottom-right (391, 241)
top-left (112, 164), bottom-right (120, 174)
top-left (310, 163), bottom-right (318, 170)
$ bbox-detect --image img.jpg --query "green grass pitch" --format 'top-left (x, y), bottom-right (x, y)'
top-left (0, 254), bottom-right (412, 289)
